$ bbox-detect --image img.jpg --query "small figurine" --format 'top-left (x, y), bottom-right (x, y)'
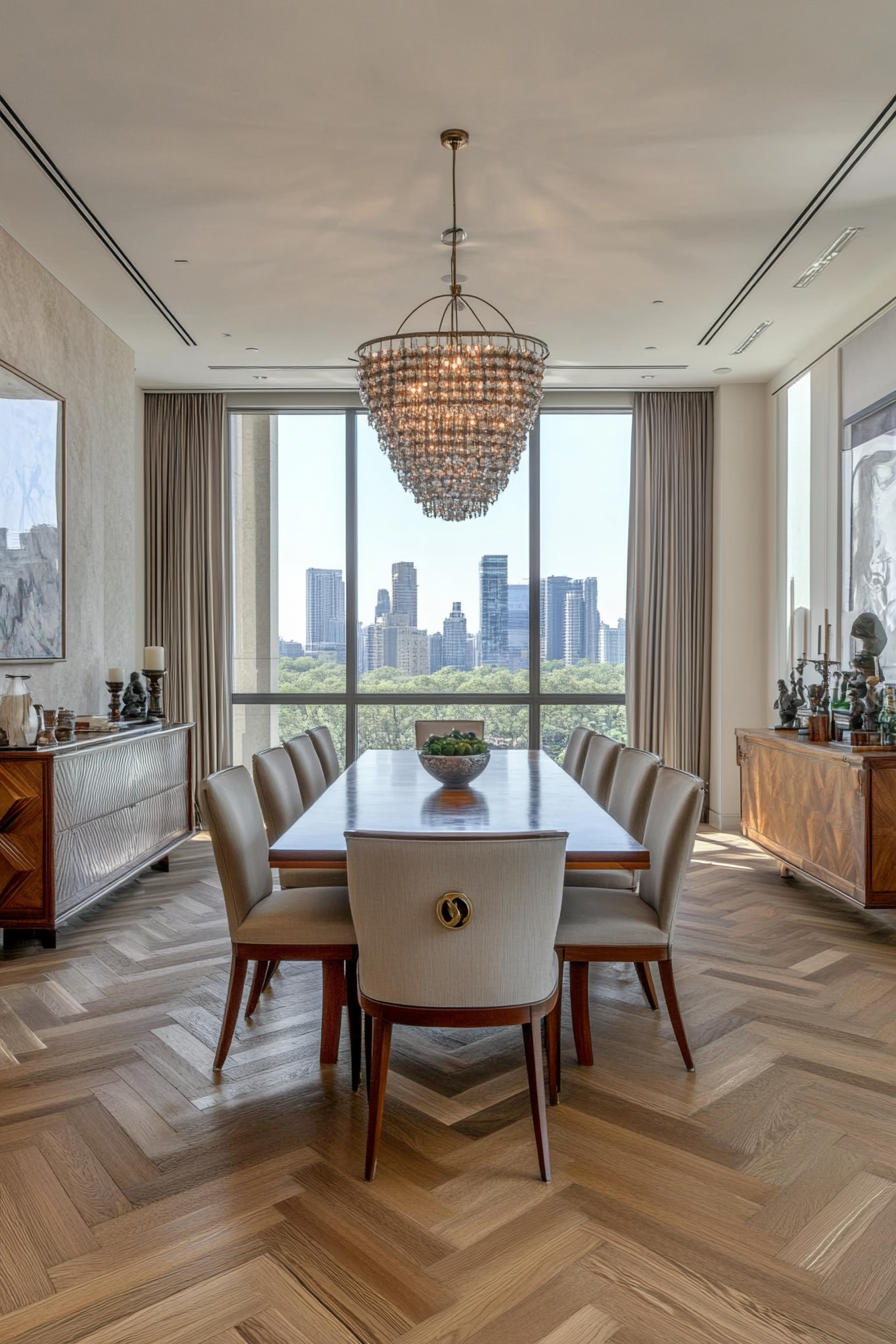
top-left (774, 678), bottom-right (800, 728)
top-left (848, 687), bottom-right (865, 731)
top-left (121, 672), bottom-right (147, 721)
top-left (864, 676), bottom-right (881, 734)
top-left (807, 683), bottom-right (824, 714)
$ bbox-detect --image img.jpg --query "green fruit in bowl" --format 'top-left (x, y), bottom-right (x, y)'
top-left (420, 731), bottom-right (490, 757)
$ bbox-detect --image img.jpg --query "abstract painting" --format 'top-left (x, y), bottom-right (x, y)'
top-left (0, 362), bottom-right (64, 661)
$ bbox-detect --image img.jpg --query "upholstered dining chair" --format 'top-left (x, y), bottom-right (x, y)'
top-left (200, 766), bottom-right (360, 1087)
top-left (554, 765), bottom-right (704, 1073)
top-left (566, 746), bottom-right (661, 892)
top-left (561, 726), bottom-right (593, 781)
top-left (308, 725), bottom-right (340, 787)
top-left (578, 733), bottom-right (623, 808)
top-left (285, 733), bottom-right (328, 808)
top-left (345, 830), bottom-right (568, 1181)
top-left (414, 719), bottom-right (485, 749)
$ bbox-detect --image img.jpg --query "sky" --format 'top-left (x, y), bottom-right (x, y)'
top-left (276, 411), bottom-right (631, 643)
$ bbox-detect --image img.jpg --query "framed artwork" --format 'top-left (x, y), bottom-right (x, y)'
top-left (843, 393), bottom-right (896, 682)
top-left (0, 359), bottom-right (65, 661)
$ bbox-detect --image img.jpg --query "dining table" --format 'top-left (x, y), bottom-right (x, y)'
top-left (270, 747), bottom-right (650, 870)
top-left (269, 748), bottom-right (649, 1063)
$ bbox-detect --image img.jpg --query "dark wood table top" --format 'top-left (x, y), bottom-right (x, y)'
top-left (270, 749), bottom-right (650, 871)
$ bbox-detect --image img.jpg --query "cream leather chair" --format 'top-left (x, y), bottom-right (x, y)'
top-left (414, 719), bottom-right (485, 749)
top-left (561, 726), bottom-right (592, 781)
top-left (345, 830), bottom-right (568, 1181)
top-left (554, 766), bottom-right (704, 1073)
top-left (285, 733), bottom-right (327, 808)
top-left (567, 746), bottom-right (661, 893)
top-left (252, 747), bottom-right (344, 888)
top-left (200, 766), bottom-right (360, 1087)
top-left (308, 725), bottom-right (340, 787)
top-left (578, 734), bottom-right (623, 808)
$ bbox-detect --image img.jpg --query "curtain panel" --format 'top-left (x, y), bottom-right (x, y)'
top-left (144, 393), bottom-right (231, 795)
top-left (627, 391), bottom-right (713, 782)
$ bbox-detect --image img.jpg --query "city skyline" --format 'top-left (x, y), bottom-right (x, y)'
top-left (296, 555), bottom-right (625, 671)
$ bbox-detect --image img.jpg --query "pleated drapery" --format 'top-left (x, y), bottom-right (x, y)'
top-left (626, 391), bottom-right (713, 782)
top-left (145, 393), bottom-right (231, 795)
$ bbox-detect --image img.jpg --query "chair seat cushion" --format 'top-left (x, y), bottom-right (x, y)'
top-left (236, 886), bottom-right (355, 946)
top-left (563, 869), bottom-right (638, 891)
top-left (279, 867), bottom-right (348, 889)
top-left (556, 887), bottom-right (668, 949)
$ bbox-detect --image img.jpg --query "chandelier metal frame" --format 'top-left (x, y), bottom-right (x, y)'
top-left (356, 129), bottom-right (549, 521)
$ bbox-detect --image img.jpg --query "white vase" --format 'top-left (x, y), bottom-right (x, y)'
top-left (0, 675), bottom-right (39, 747)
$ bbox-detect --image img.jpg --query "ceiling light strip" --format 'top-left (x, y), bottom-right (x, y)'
top-left (697, 92), bottom-right (896, 346)
top-left (0, 92), bottom-right (196, 346)
top-left (792, 227), bottom-right (863, 287)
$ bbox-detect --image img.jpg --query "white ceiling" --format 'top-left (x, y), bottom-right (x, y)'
top-left (1, 0), bottom-right (895, 391)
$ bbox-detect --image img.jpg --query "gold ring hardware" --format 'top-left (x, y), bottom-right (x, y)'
top-left (436, 892), bottom-right (473, 929)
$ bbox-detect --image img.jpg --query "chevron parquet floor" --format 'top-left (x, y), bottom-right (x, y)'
top-left (1, 830), bottom-right (896, 1344)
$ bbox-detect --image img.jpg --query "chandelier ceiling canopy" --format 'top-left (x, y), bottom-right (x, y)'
top-left (356, 130), bottom-right (549, 522)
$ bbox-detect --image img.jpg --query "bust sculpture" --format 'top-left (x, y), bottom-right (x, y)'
top-left (774, 678), bottom-right (800, 728)
top-left (121, 672), bottom-right (147, 721)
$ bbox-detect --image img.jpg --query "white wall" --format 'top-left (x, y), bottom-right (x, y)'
top-left (709, 383), bottom-right (771, 830)
top-left (0, 224), bottom-right (138, 714)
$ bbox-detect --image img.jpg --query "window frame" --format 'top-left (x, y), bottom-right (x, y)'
top-left (230, 407), bottom-right (627, 764)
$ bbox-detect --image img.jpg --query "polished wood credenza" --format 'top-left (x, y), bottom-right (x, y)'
top-left (0, 722), bottom-right (193, 944)
top-left (736, 728), bottom-right (896, 909)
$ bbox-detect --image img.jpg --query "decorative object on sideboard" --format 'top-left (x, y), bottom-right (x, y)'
top-left (879, 686), bottom-right (896, 745)
top-left (773, 677), bottom-right (801, 729)
top-left (106, 668), bottom-right (124, 724)
top-left (36, 707), bottom-right (57, 745)
top-left (850, 611), bottom-right (887, 668)
top-left (143, 668), bottom-right (167, 721)
top-left (0, 674), bottom-right (39, 747)
top-left (121, 672), bottom-right (147, 720)
top-left (55, 707), bottom-right (74, 741)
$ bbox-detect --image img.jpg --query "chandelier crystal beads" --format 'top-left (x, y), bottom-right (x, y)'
top-left (356, 131), bottom-right (548, 521)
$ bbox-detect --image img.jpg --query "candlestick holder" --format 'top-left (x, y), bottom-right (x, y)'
top-left (142, 668), bottom-right (167, 721)
top-left (106, 680), bottom-right (124, 723)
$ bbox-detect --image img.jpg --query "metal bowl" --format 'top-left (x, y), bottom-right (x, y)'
top-left (418, 749), bottom-right (491, 789)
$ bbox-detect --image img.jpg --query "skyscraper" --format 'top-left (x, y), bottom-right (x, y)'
top-left (479, 554), bottom-right (508, 666)
top-left (507, 583), bottom-right (529, 671)
top-left (583, 577), bottom-right (600, 662)
top-left (599, 617), bottom-right (626, 664)
top-left (442, 601), bottom-right (469, 669)
top-left (564, 584), bottom-right (585, 664)
top-left (540, 575), bottom-right (573, 662)
top-left (375, 588), bottom-right (390, 620)
top-left (391, 562), bottom-right (418, 628)
top-left (397, 628), bottom-right (429, 675)
top-left (429, 631), bottom-right (443, 673)
top-left (306, 568), bottom-right (345, 658)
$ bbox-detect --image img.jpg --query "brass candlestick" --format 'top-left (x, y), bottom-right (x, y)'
top-left (106, 680), bottom-right (124, 723)
top-left (142, 668), bottom-right (167, 721)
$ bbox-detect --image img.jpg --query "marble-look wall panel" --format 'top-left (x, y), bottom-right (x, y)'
top-left (0, 224), bottom-right (136, 715)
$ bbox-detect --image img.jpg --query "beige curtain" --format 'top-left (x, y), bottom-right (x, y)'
top-left (627, 391), bottom-right (713, 781)
top-left (145, 393), bottom-right (231, 793)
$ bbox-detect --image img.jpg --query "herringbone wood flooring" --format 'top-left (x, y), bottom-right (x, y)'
top-left (1, 830), bottom-right (895, 1344)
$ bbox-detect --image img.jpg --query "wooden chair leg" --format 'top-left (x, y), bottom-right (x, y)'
top-left (546, 999), bottom-right (561, 1106)
top-left (522, 1018), bottom-right (551, 1181)
top-left (365, 1016), bottom-right (393, 1181)
top-left (364, 1012), bottom-right (373, 1101)
top-left (346, 958), bottom-right (362, 1093)
top-left (634, 961), bottom-right (659, 1010)
top-left (569, 961), bottom-right (594, 1066)
top-left (657, 958), bottom-right (695, 1072)
top-left (262, 960), bottom-right (279, 992)
top-left (320, 960), bottom-right (345, 1064)
top-left (245, 961), bottom-right (269, 1018)
top-left (214, 952), bottom-right (248, 1070)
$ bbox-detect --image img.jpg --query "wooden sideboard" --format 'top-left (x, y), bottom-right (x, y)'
top-left (0, 723), bottom-right (193, 944)
top-left (736, 728), bottom-right (896, 909)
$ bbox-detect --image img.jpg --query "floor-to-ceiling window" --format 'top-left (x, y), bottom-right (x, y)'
top-left (231, 408), bottom-right (630, 766)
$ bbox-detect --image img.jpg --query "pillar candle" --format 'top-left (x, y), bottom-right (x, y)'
top-left (803, 610), bottom-right (809, 659)
top-left (107, 667), bottom-right (124, 683)
top-left (143, 646), bottom-right (165, 670)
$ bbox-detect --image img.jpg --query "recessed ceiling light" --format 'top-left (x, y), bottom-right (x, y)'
top-left (652, 299), bottom-right (663, 305)
top-left (644, 345), bottom-right (657, 350)
top-left (222, 332), bottom-right (232, 337)
top-left (245, 346), bottom-right (259, 352)
top-left (174, 258), bottom-right (189, 264)
top-left (731, 321), bottom-right (772, 355)
top-left (441, 274), bottom-right (468, 284)
top-left (641, 374), bottom-right (655, 380)
top-left (713, 367), bottom-right (732, 374)
top-left (793, 227), bottom-right (863, 288)
top-left (253, 375), bottom-right (268, 380)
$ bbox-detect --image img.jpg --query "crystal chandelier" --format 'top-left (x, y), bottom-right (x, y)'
top-left (356, 130), bottom-right (549, 521)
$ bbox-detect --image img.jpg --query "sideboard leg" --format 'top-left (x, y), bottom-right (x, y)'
top-left (779, 863), bottom-right (795, 879)
top-left (151, 854), bottom-right (170, 873)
